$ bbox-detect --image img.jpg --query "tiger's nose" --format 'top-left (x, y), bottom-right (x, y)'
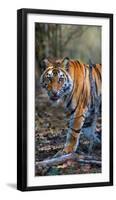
top-left (52, 89), bottom-right (57, 95)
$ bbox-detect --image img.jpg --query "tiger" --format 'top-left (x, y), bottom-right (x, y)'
top-left (40, 57), bottom-right (101, 156)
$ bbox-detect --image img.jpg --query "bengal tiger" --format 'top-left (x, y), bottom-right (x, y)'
top-left (40, 57), bottom-right (101, 156)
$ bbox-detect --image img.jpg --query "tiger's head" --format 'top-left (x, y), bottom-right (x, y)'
top-left (40, 57), bottom-right (73, 102)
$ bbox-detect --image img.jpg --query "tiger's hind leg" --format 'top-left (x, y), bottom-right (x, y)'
top-left (86, 115), bottom-right (100, 155)
top-left (82, 105), bottom-right (101, 155)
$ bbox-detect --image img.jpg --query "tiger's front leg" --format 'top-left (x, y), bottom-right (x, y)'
top-left (63, 110), bottom-right (86, 154)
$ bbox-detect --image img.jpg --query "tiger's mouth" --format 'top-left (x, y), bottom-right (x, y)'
top-left (50, 94), bottom-right (60, 101)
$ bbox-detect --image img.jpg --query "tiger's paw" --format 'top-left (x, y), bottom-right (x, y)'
top-left (63, 145), bottom-right (74, 154)
top-left (53, 145), bottom-right (75, 158)
top-left (53, 150), bottom-right (67, 158)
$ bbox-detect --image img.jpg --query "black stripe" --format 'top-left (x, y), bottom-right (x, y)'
top-left (66, 64), bottom-right (76, 108)
top-left (76, 60), bottom-right (80, 63)
top-left (70, 105), bottom-right (78, 116)
top-left (66, 82), bottom-right (74, 108)
top-left (94, 79), bottom-right (98, 96)
top-left (70, 128), bottom-right (81, 133)
top-left (76, 60), bottom-right (82, 70)
top-left (69, 87), bottom-right (83, 116)
top-left (81, 65), bottom-right (86, 94)
top-left (82, 114), bottom-right (85, 118)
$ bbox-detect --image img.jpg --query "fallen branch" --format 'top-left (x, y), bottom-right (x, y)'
top-left (36, 153), bottom-right (101, 168)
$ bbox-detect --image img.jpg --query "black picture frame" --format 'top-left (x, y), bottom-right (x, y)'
top-left (17, 8), bottom-right (113, 191)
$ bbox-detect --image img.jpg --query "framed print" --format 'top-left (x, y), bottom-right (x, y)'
top-left (17, 8), bottom-right (113, 191)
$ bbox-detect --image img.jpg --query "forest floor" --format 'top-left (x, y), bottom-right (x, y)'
top-left (35, 88), bottom-right (101, 176)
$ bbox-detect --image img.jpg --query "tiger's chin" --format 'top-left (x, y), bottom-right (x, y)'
top-left (49, 96), bottom-right (62, 105)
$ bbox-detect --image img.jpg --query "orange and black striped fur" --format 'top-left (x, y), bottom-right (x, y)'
top-left (40, 58), bottom-right (101, 155)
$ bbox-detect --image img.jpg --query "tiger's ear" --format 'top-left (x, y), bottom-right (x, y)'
top-left (62, 57), bottom-right (70, 70)
top-left (40, 58), bottom-right (51, 72)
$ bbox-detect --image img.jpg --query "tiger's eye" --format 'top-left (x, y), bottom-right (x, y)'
top-left (58, 78), bottom-right (64, 83)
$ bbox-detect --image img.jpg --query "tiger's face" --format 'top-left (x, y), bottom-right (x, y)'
top-left (40, 58), bottom-right (73, 102)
